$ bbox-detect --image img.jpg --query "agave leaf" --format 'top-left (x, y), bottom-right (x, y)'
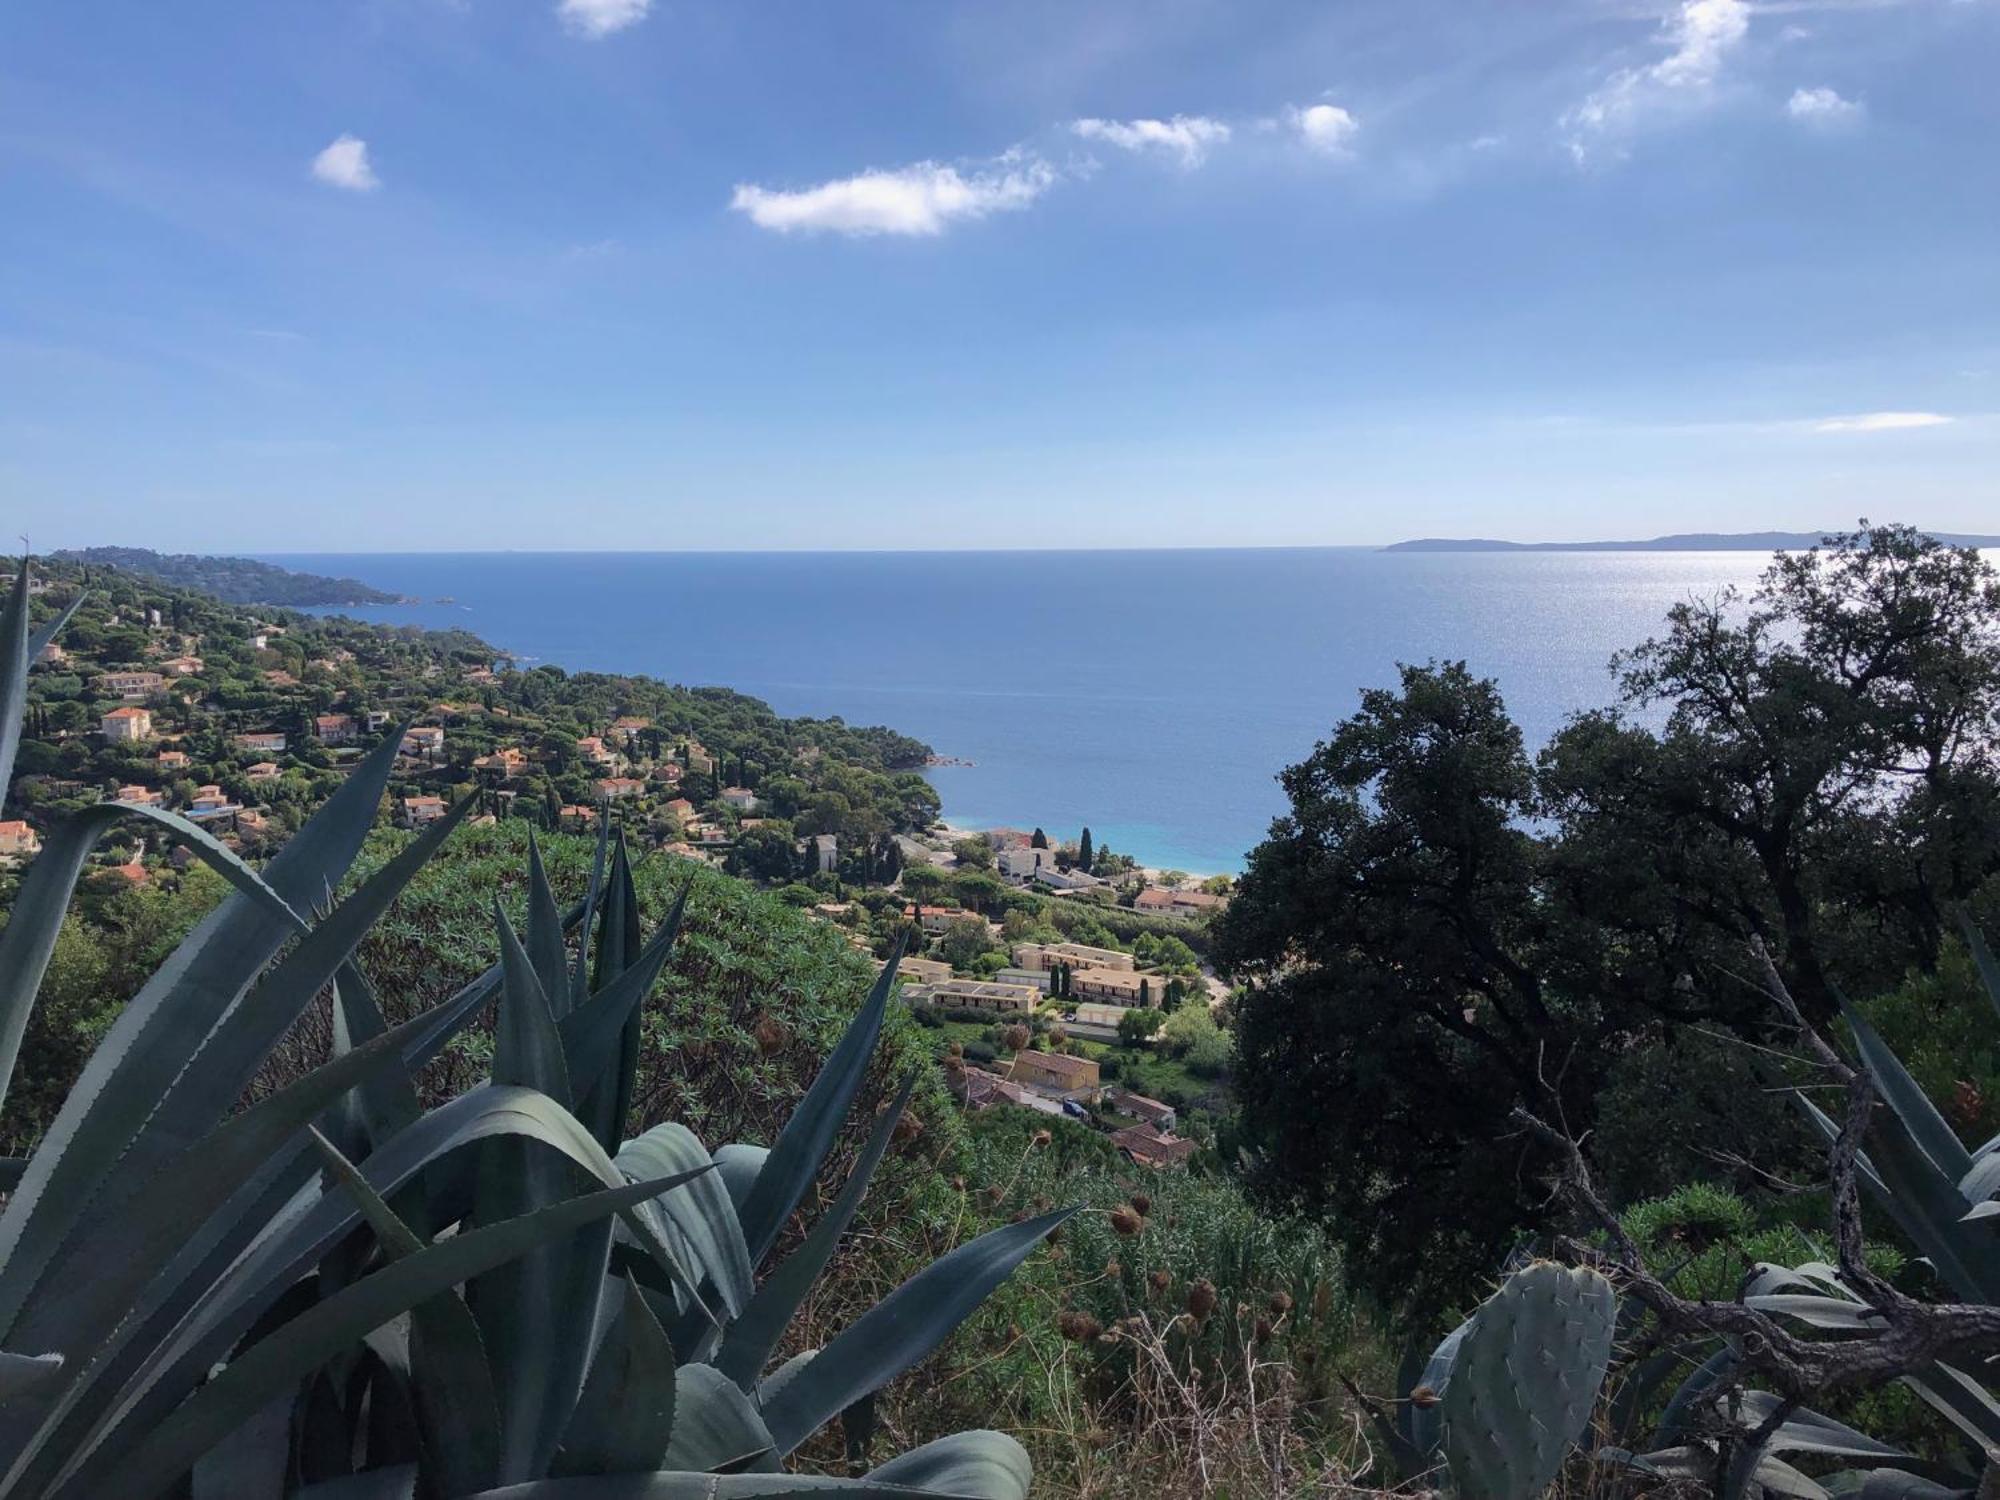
top-left (71, 1170), bottom-right (711, 1500)
top-left (189, 1388), bottom-right (292, 1500)
top-left (1844, 1001), bottom-right (1972, 1182)
top-left (403, 894), bottom-right (589, 1078)
top-left (863, 1431), bottom-right (1033, 1500)
top-left (0, 1351), bottom-right (63, 1397)
top-left (759, 1207), bottom-right (1075, 1457)
top-left (715, 1077), bottom-right (915, 1389)
top-left (558, 880), bottom-right (689, 1099)
top-left (329, 961), bottom-right (424, 1162)
top-left (554, 1277), bottom-right (677, 1477)
top-left (0, 558), bottom-right (79, 805)
top-left (756, 1350), bottom-right (817, 1411)
top-left (478, 900), bottom-right (601, 1481)
top-left (136, 794), bottom-right (476, 1170)
top-left (712, 1146), bottom-right (769, 1214)
top-left (36, 794), bottom-right (482, 1355)
top-left (14, 957), bottom-right (537, 1488)
top-left (295, 1466), bottom-right (421, 1500)
top-left (0, 726), bottom-right (408, 1345)
top-left (571, 813), bottom-right (612, 1008)
top-left (662, 1363), bottom-right (777, 1474)
top-left (0, 798), bottom-right (306, 1118)
top-left (35, 1087), bottom-right (714, 1500)
top-left (1903, 1360), bottom-right (2000, 1452)
top-left (1730, 1393), bottom-right (1909, 1460)
top-left (1654, 1343), bottom-right (1739, 1448)
top-left (576, 833), bottom-right (646, 1152)
top-left (736, 942), bottom-right (904, 1268)
top-left (1794, 1091), bottom-right (2000, 1302)
top-left (308, 1127), bottom-right (504, 1497)
top-left (1823, 1470), bottom-right (1977, 1500)
top-left (1959, 1156), bottom-right (2000, 1207)
top-left (9, 1004), bottom-right (450, 1368)
top-left (1743, 1295), bottom-right (1888, 1331)
top-left (617, 1124), bottom-right (754, 1325)
top-left (1954, 910), bottom-right (2000, 1027)
top-left (527, 831), bottom-right (573, 1018)
top-left (492, 900), bottom-right (574, 1108)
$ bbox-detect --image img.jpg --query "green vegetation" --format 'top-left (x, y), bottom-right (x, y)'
top-left (0, 558), bottom-right (1071, 1497)
top-left (1217, 524), bottom-right (2000, 1310)
top-left (19, 523), bottom-right (2000, 1496)
top-left (6, 553), bottom-right (938, 870)
top-left (50, 546), bottom-right (404, 606)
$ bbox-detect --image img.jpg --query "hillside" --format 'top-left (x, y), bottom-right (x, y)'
top-left (1385, 528), bottom-right (2000, 552)
top-left (49, 546), bottom-right (407, 606)
top-left (5, 555), bottom-right (937, 873)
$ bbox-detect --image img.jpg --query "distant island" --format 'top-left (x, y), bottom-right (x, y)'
top-left (1384, 529), bottom-right (2000, 553)
top-left (49, 546), bottom-right (406, 606)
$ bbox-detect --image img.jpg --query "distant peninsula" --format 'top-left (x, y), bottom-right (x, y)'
top-left (49, 546), bottom-right (406, 607)
top-left (1384, 529), bottom-right (2000, 553)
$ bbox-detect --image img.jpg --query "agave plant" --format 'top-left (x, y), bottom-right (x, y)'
top-left (1595, 920), bottom-right (2000, 1500)
top-left (0, 558), bottom-right (1069, 1498)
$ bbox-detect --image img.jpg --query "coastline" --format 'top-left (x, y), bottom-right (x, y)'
top-left (934, 817), bottom-right (1235, 886)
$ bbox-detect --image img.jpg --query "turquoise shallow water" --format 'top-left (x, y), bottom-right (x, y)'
top-left (274, 548), bottom-right (1777, 873)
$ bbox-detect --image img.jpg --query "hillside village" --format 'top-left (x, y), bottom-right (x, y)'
top-left (4, 555), bottom-right (1240, 1167)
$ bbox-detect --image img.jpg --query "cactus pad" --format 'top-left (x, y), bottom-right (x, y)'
top-left (1430, 1260), bottom-right (1617, 1500)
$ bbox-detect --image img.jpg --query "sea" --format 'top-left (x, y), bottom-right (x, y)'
top-left (274, 549), bottom-right (1781, 874)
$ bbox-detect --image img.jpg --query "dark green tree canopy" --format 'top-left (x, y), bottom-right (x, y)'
top-left (1216, 528), bottom-right (2000, 1310)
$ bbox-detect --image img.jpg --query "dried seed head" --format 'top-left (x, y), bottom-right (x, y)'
top-left (950, 1175), bottom-right (966, 1192)
top-left (1148, 1268), bottom-right (1172, 1294)
top-left (1058, 1309), bottom-right (1103, 1343)
top-left (1254, 1317), bottom-right (1274, 1343)
top-left (1268, 1290), bottom-right (1294, 1316)
top-left (752, 1014), bottom-right (788, 1055)
top-left (1186, 1279), bottom-right (1217, 1321)
top-left (1130, 1193), bottom-right (1151, 1216)
top-left (1103, 1259), bottom-right (1122, 1278)
top-left (1031, 1129), bottom-right (1051, 1148)
top-left (983, 1185), bottom-right (1004, 1206)
top-left (1409, 1385), bottom-right (1440, 1408)
top-left (892, 1111), bottom-right (923, 1144)
top-left (1109, 1205), bottom-right (1143, 1236)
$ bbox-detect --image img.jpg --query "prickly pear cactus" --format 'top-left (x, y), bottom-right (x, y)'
top-left (1427, 1260), bottom-right (1617, 1500)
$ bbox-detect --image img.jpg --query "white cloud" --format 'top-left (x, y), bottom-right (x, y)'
top-left (730, 157), bottom-right (1057, 237)
top-left (1813, 411), bottom-right (1953, 433)
top-left (558, 0), bottom-right (650, 38)
top-left (1564, 0), bottom-right (1750, 159)
top-left (1289, 102), bottom-right (1359, 155)
top-left (1070, 115), bottom-right (1230, 167)
top-left (310, 135), bottom-right (379, 192)
top-left (1787, 85), bottom-right (1863, 125)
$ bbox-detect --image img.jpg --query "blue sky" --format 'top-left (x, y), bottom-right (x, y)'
top-left (2, 0), bottom-right (1996, 550)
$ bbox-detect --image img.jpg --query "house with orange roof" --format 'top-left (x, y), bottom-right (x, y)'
top-left (101, 706), bottom-right (153, 742)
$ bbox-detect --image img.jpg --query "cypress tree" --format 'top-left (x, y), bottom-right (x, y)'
top-left (1031, 827), bottom-right (1048, 849)
top-left (1078, 827), bottom-right (1094, 874)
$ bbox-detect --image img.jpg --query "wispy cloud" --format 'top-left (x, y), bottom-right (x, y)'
top-left (1813, 411), bottom-right (1953, 433)
top-left (310, 135), bottom-right (378, 192)
top-left (1787, 85), bottom-right (1863, 125)
top-left (1070, 115), bottom-right (1230, 167)
top-left (1287, 102), bottom-right (1360, 156)
top-left (1563, 0), bottom-right (1751, 160)
top-left (731, 156), bottom-right (1057, 237)
top-left (558, 0), bottom-right (650, 38)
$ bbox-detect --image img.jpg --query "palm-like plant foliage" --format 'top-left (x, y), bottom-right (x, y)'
top-left (0, 558), bottom-right (1068, 1499)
